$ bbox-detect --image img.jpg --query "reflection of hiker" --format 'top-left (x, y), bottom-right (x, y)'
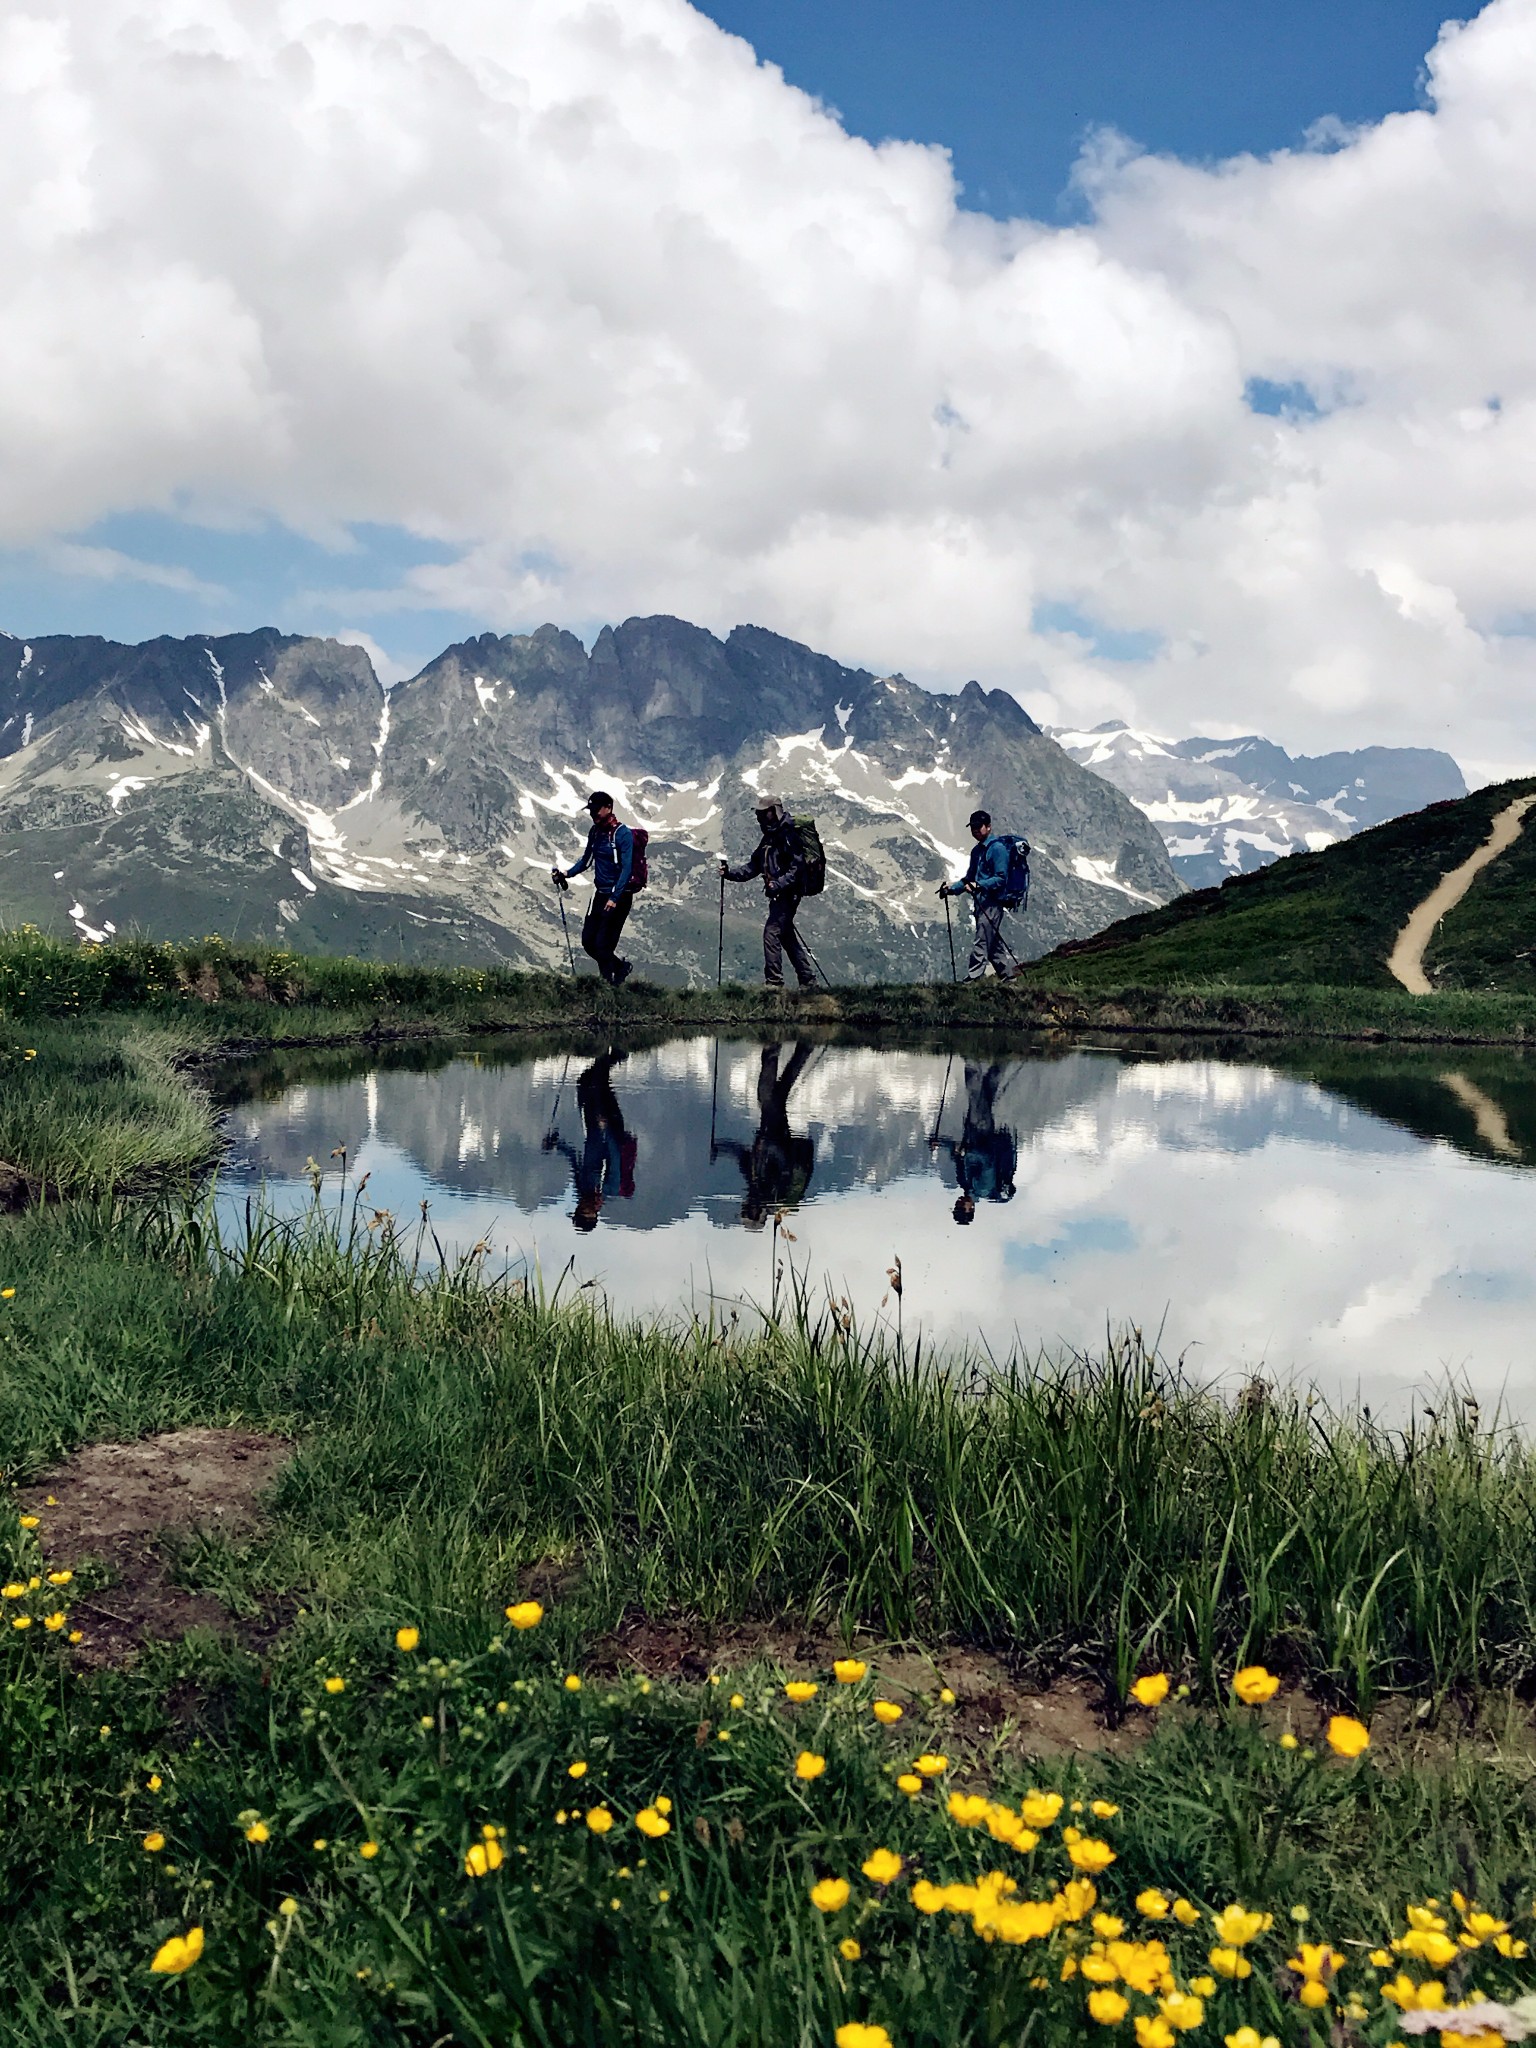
top-left (720, 796), bottom-right (816, 989)
top-left (938, 809), bottom-right (1025, 981)
top-left (934, 1062), bottom-right (1016, 1226)
top-left (553, 791), bottom-right (635, 987)
top-left (712, 1041), bottom-right (816, 1229)
top-left (541, 1050), bottom-right (637, 1231)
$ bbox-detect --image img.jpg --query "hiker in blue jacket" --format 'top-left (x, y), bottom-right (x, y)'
top-left (542, 1049), bottom-right (635, 1231)
top-left (553, 790), bottom-right (635, 986)
top-left (933, 1062), bottom-right (1017, 1225)
top-left (939, 809), bottom-right (1021, 981)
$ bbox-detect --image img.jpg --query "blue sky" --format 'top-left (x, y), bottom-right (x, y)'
top-left (692, 0), bottom-right (1455, 220)
top-left (2, 0), bottom-right (1457, 675)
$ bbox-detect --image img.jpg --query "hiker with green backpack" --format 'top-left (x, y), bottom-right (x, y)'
top-left (720, 795), bottom-right (825, 988)
top-left (939, 808), bottom-right (1030, 980)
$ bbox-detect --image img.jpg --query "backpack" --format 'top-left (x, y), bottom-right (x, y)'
top-left (791, 816), bottom-right (827, 896)
top-left (626, 825), bottom-right (649, 892)
top-left (997, 833), bottom-right (1030, 911)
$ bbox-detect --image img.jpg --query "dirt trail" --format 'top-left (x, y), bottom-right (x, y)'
top-left (1387, 794), bottom-right (1536, 994)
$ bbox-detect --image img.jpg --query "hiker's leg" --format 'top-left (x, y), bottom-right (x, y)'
top-left (581, 904), bottom-right (608, 971)
top-left (984, 906), bottom-right (1013, 976)
top-left (606, 894), bottom-right (634, 980)
top-left (763, 897), bottom-right (789, 985)
top-left (782, 899), bottom-right (816, 986)
top-left (965, 905), bottom-right (1000, 979)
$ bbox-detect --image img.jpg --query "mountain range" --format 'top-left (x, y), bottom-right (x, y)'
top-left (0, 619), bottom-right (1179, 983)
top-left (1048, 722), bottom-right (1465, 887)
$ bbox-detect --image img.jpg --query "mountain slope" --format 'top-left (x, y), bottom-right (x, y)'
top-left (1031, 777), bottom-right (1536, 990)
top-left (0, 621), bottom-right (1179, 980)
top-left (1049, 721), bottom-right (1465, 886)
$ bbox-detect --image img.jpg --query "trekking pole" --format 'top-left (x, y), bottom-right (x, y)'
top-left (800, 938), bottom-right (835, 992)
top-left (929, 1051), bottom-right (954, 1152)
top-left (942, 891), bottom-right (958, 984)
top-left (717, 868), bottom-right (726, 987)
top-left (554, 879), bottom-right (576, 975)
top-left (709, 1035), bottom-right (721, 1158)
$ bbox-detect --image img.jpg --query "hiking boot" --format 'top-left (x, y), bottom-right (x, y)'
top-left (613, 959), bottom-right (632, 986)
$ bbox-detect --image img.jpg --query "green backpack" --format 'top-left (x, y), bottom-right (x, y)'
top-left (792, 816), bottom-right (827, 895)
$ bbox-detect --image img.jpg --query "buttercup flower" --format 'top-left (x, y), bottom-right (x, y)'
top-left (1232, 1666), bottom-right (1280, 1705)
top-left (564, 1674), bottom-right (582, 1692)
top-left (245, 1821), bottom-right (270, 1845)
top-left (1134, 2017), bottom-right (1176, 2048)
top-left (896, 1773), bottom-right (922, 1796)
top-left (1088, 1990), bottom-right (1130, 2024)
top-left (795, 1751), bottom-right (827, 1780)
top-left (1137, 1890), bottom-right (1170, 1920)
top-left (1090, 1800), bottom-right (1120, 1819)
top-left (47, 1571), bottom-right (71, 1587)
top-left (730, 1694), bottom-right (745, 1709)
top-left (1, 1584), bottom-right (23, 1600)
top-left (1131, 1674), bottom-right (1170, 1707)
top-left (1171, 1899), bottom-right (1201, 1927)
top-left (465, 1838), bottom-right (504, 1876)
top-left (1211, 1905), bottom-right (1272, 1946)
top-left (42, 1611), bottom-right (65, 1631)
top-left (1208, 1947), bottom-right (1253, 1980)
top-left (871, 1701), bottom-right (903, 1725)
top-left (12, 1614), bottom-right (32, 1630)
top-left (839, 1937), bottom-right (862, 1960)
top-left (149, 1927), bottom-right (204, 1975)
top-left (147, 1775), bottom-right (162, 1792)
top-left (913, 1753), bottom-right (948, 1777)
top-left (833, 1659), bottom-right (867, 1684)
top-left (359, 1841), bottom-right (379, 1859)
top-left (324, 1677), bottom-right (345, 1695)
top-left (1020, 1792), bottom-right (1064, 1829)
top-left (811, 1877), bottom-right (851, 1912)
top-left (1160, 1991), bottom-right (1205, 2031)
top-left (18, 1514), bottom-right (38, 1530)
top-left (636, 1808), bottom-right (670, 1838)
top-left (1069, 1838), bottom-right (1117, 1873)
top-left (1224, 2033), bottom-right (1281, 2048)
top-left (785, 1681), bottom-right (818, 1702)
top-left (143, 1832), bottom-right (166, 1853)
top-left (834, 2026), bottom-right (892, 2048)
top-left (395, 1627), bottom-right (420, 1653)
top-left (861, 1848), bottom-right (902, 1884)
top-left (1325, 1715), bottom-right (1370, 1758)
top-left (504, 1601), bottom-right (543, 1630)
top-left (585, 1808), bottom-right (615, 1834)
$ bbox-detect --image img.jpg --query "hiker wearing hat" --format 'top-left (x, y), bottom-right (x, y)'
top-left (939, 809), bottom-right (1020, 980)
top-left (553, 791), bottom-right (636, 986)
top-left (720, 795), bottom-right (816, 988)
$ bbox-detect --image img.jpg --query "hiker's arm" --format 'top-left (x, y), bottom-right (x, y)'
top-left (563, 827), bottom-right (596, 880)
top-left (722, 841), bottom-right (763, 883)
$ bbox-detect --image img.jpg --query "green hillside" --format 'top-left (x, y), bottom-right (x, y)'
top-left (1029, 774), bottom-right (1536, 991)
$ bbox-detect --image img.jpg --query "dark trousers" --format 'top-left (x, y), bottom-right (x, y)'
top-left (764, 891), bottom-right (815, 987)
top-left (582, 894), bottom-right (633, 983)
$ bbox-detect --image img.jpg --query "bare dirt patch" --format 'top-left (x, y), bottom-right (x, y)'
top-left (590, 1615), bottom-right (1144, 1756)
top-left (18, 1428), bottom-right (291, 1668)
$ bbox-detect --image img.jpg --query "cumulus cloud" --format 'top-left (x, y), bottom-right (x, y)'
top-left (2, 0), bottom-right (1534, 773)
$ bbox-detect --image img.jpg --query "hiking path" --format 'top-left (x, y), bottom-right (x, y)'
top-left (1387, 793), bottom-right (1536, 994)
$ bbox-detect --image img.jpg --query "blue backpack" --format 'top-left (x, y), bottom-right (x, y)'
top-left (997, 834), bottom-right (1031, 911)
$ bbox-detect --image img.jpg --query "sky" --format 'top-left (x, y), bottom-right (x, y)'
top-left (3, 0), bottom-right (1535, 780)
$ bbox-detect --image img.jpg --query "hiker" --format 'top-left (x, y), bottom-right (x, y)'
top-left (541, 1049), bottom-right (636, 1232)
top-left (720, 795), bottom-right (817, 988)
top-left (553, 791), bottom-right (635, 986)
top-left (939, 809), bottom-right (1023, 980)
top-left (933, 1061), bottom-right (1017, 1225)
top-left (711, 1040), bottom-right (816, 1229)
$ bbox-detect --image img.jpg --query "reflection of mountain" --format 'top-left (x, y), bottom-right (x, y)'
top-left (1269, 1045), bottom-right (1536, 1169)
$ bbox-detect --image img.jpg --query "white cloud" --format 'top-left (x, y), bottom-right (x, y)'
top-left (2, 0), bottom-right (1535, 771)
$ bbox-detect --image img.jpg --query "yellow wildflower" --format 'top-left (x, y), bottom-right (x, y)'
top-left (245, 1821), bottom-right (270, 1845)
top-left (1224, 2033), bottom-right (1281, 2048)
top-left (148, 1775), bottom-right (162, 1792)
top-left (564, 1674), bottom-right (582, 1692)
top-left (1325, 1714), bottom-right (1370, 1758)
top-left (1134, 2018), bottom-right (1176, 2048)
top-left (795, 1751), bottom-right (827, 1781)
top-left (1021, 1792), bottom-right (1064, 1829)
top-left (42, 1611), bottom-right (65, 1632)
top-left (1161, 1991), bottom-right (1205, 2031)
top-left (871, 1700), bottom-right (903, 1725)
top-left (655, 1797), bottom-right (672, 1815)
top-left (1131, 1673), bottom-right (1170, 1707)
top-left (465, 1838), bottom-right (504, 1876)
top-left (585, 1808), bottom-right (614, 1834)
top-left (1088, 1990), bottom-right (1130, 2024)
top-left (324, 1676), bottom-right (345, 1695)
top-left (785, 1681), bottom-right (818, 1702)
top-left (833, 1659), bottom-right (867, 1684)
top-left (359, 1841), bottom-right (379, 1859)
top-left (568, 1760), bottom-right (588, 1778)
top-left (1208, 1946), bottom-right (1253, 1980)
top-left (1381, 1973), bottom-right (1446, 2011)
top-left (730, 1693), bottom-right (745, 1708)
top-left (811, 1877), bottom-right (851, 1913)
top-left (835, 2026), bottom-right (892, 2048)
top-left (1190, 1976), bottom-right (1216, 1997)
top-left (939, 1687), bottom-right (956, 1704)
top-left (1211, 1904), bottom-right (1272, 1946)
top-left (1, 1583), bottom-right (23, 1600)
top-left (636, 1808), bottom-right (670, 1838)
top-left (149, 1927), bottom-right (204, 1975)
top-left (1279, 1732), bottom-right (1299, 1750)
top-left (1231, 1665), bottom-right (1280, 1704)
top-left (861, 1848), bottom-right (902, 1884)
top-left (948, 1793), bottom-right (989, 1827)
top-left (504, 1601), bottom-right (543, 1630)
top-left (896, 1773), bottom-right (922, 1796)
top-left (10, 1615), bottom-right (32, 1630)
top-left (1069, 1838), bottom-right (1117, 1873)
top-left (911, 1879), bottom-right (946, 1914)
top-left (1399, 1928), bottom-right (1459, 1968)
top-left (1092, 1914), bottom-right (1126, 1939)
top-left (395, 1627), bottom-right (420, 1653)
top-left (1137, 1889), bottom-right (1170, 1920)
top-left (913, 1753), bottom-right (948, 1777)
top-left (312, 1839), bottom-right (328, 1851)
top-left (1171, 1898), bottom-right (1201, 1926)
top-left (143, 1832), bottom-right (166, 1852)
top-left (47, 1571), bottom-right (72, 1587)
top-left (839, 1937), bottom-right (861, 1960)
top-left (18, 1515), bottom-right (38, 1530)
top-left (1091, 1800), bottom-right (1119, 1819)
top-left (279, 1899), bottom-right (299, 1918)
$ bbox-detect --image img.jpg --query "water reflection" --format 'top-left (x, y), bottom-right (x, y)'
top-left (217, 1033), bottom-right (1536, 1414)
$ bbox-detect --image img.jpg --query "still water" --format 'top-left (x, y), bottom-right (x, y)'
top-left (217, 1034), bottom-right (1536, 1415)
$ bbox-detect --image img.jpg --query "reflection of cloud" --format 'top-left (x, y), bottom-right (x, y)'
top-left (220, 1039), bottom-right (1536, 1417)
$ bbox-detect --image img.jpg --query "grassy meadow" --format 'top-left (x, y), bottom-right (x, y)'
top-left (6, 928), bottom-right (1536, 2041)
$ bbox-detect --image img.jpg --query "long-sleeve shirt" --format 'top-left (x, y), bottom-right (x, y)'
top-left (725, 823), bottom-right (805, 896)
top-left (945, 833), bottom-right (1011, 904)
top-left (564, 820), bottom-right (634, 898)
